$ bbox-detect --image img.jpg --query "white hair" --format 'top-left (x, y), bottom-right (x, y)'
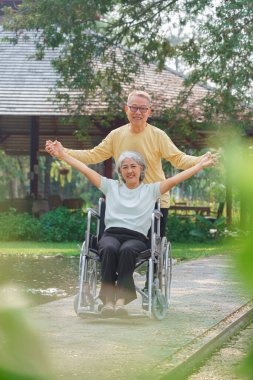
top-left (127, 90), bottom-right (152, 107)
top-left (116, 151), bottom-right (146, 182)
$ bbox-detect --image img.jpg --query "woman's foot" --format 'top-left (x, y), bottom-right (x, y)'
top-left (115, 305), bottom-right (128, 318)
top-left (100, 304), bottom-right (115, 318)
top-left (115, 298), bottom-right (128, 318)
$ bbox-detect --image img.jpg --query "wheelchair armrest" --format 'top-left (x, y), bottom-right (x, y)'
top-left (87, 202), bottom-right (106, 242)
top-left (153, 209), bottom-right (163, 219)
top-left (87, 208), bottom-right (101, 219)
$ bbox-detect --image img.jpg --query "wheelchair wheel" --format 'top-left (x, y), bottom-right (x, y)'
top-left (74, 254), bottom-right (99, 315)
top-left (158, 237), bottom-right (172, 306)
top-left (152, 290), bottom-right (167, 320)
top-left (87, 259), bottom-right (98, 300)
top-left (74, 293), bottom-right (80, 315)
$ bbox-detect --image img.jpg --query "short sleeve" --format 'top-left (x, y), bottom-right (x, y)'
top-left (99, 176), bottom-right (109, 195)
top-left (153, 182), bottom-right (161, 200)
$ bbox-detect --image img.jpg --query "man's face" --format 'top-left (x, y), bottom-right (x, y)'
top-left (124, 95), bottom-right (151, 129)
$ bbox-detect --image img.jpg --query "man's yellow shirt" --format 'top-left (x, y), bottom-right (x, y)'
top-left (65, 123), bottom-right (203, 208)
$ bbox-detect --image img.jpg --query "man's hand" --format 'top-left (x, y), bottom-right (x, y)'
top-left (200, 151), bottom-right (218, 168)
top-left (45, 140), bottom-right (64, 159)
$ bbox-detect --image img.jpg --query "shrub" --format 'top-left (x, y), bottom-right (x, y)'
top-left (0, 209), bottom-right (42, 241)
top-left (0, 207), bottom-right (96, 242)
top-left (39, 207), bottom-right (88, 242)
top-left (166, 215), bottom-right (196, 242)
top-left (166, 215), bottom-right (226, 242)
top-left (190, 214), bottom-right (226, 241)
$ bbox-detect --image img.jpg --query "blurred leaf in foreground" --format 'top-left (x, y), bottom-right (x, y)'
top-left (0, 284), bottom-right (52, 380)
top-left (222, 131), bottom-right (253, 378)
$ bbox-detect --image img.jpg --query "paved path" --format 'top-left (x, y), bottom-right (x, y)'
top-left (29, 255), bottom-right (249, 380)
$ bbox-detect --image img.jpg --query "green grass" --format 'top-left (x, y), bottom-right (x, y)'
top-left (0, 241), bottom-right (80, 256)
top-left (171, 240), bottom-right (241, 261)
top-left (0, 239), bottom-right (241, 260)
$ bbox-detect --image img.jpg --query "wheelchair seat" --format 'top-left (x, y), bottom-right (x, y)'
top-left (74, 198), bottom-right (172, 320)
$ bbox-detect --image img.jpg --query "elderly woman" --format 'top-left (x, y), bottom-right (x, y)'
top-left (46, 141), bottom-right (215, 318)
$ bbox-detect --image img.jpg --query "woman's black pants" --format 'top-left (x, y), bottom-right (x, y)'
top-left (98, 228), bottom-right (148, 304)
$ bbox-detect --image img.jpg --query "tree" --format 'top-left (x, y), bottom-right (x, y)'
top-left (0, 150), bottom-right (29, 199)
top-left (2, 0), bottom-right (253, 122)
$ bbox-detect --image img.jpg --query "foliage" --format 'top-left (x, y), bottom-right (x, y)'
top-left (220, 131), bottom-right (253, 379)
top-left (40, 206), bottom-right (89, 242)
top-left (0, 150), bottom-right (29, 200)
top-left (0, 206), bottom-right (226, 243)
top-left (0, 285), bottom-right (52, 380)
top-left (80, 185), bottom-right (101, 209)
top-left (2, 0), bottom-right (253, 123)
top-left (166, 215), bottom-right (195, 242)
top-left (166, 214), bottom-right (226, 242)
top-left (0, 210), bottom-right (42, 241)
top-left (50, 159), bottom-right (72, 188)
top-left (0, 207), bottom-right (95, 242)
top-left (190, 214), bottom-right (226, 241)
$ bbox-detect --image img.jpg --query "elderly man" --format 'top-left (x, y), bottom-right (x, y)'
top-left (46, 89), bottom-right (214, 235)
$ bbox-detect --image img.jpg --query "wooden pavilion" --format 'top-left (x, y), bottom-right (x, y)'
top-left (0, 25), bottom-right (213, 196)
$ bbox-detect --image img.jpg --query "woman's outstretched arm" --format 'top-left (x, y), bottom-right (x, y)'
top-left (160, 152), bottom-right (216, 195)
top-left (45, 140), bottom-right (101, 188)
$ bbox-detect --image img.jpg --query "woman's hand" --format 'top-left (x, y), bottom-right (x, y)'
top-left (200, 151), bottom-right (218, 168)
top-left (45, 140), bottom-right (64, 159)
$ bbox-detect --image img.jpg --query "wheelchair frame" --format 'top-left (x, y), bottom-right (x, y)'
top-left (74, 198), bottom-right (172, 320)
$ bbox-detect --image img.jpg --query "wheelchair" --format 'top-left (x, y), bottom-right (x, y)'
top-left (74, 198), bottom-right (172, 320)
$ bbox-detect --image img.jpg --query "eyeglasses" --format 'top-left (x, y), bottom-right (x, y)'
top-left (127, 105), bottom-right (149, 114)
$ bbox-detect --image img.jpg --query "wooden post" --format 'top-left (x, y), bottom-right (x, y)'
top-left (104, 158), bottom-right (113, 179)
top-left (30, 116), bottom-right (39, 199)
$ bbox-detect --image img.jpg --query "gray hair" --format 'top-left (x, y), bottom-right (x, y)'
top-left (127, 90), bottom-right (152, 107)
top-left (116, 151), bottom-right (147, 183)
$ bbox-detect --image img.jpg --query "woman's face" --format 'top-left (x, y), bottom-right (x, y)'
top-left (120, 158), bottom-right (142, 188)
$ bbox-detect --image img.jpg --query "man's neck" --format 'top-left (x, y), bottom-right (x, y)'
top-left (129, 123), bottom-right (147, 134)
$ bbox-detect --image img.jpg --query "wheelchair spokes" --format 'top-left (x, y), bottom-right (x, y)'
top-left (158, 237), bottom-right (172, 307)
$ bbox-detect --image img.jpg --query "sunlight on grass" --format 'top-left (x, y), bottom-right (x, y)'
top-left (0, 241), bottom-right (79, 255)
top-left (172, 240), bottom-right (240, 260)
top-left (0, 240), bottom-right (240, 260)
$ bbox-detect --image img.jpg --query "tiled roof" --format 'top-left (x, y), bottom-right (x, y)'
top-left (0, 27), bottom-right (209, 117)
top-left (0, 28), bottom-right (64, 115)
top-left (0, 27), bottom-right (212, 154)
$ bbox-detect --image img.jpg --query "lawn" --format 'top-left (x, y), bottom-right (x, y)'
top-left (172, 240), bottom-right (241, 260)
top-left (0, 239), bottom-right (240, 260)
top-left (0, 241), bottom-right (79, 256)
